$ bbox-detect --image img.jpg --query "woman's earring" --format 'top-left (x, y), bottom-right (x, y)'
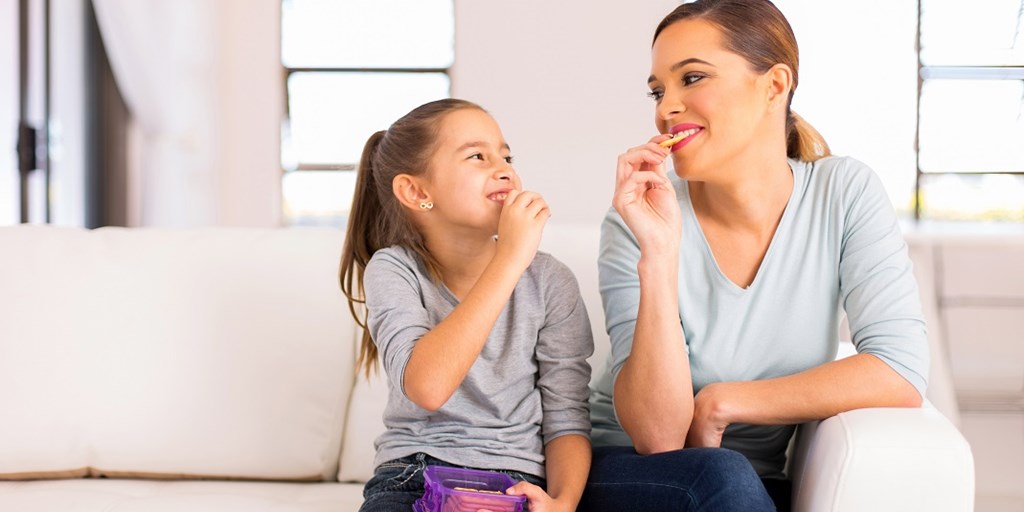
top-left (419, 201), bottom-right (433, 210)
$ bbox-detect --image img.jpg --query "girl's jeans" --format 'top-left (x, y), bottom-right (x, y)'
top-left (358, 452), bottom-right (545, 512)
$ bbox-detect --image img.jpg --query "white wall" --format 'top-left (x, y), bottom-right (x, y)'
top-left (0, 0), bottom-right (16, 225)
top-left (453, 1), bottom-right (679, 226)
top-left (454, 1), bottom-right (918, 224)
top-left (1, 0), bottom-right (919, 228)
top-left (214, 0), bottom-right (283, 227)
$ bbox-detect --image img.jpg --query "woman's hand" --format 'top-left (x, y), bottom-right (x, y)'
top-left (612, 136), bottom-right (682, 255)
top-left (495, 190), bottom-right (550, 273)
top-left (686, 382), bottom-right (733, 448)
top-left (505, 481), bottom-right (575, 512)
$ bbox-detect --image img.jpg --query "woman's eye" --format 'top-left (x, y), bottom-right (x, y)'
top-left (504, 155), bottom-right (514, 164)
top-left (646, 90), bottom-right (664, 101)
top-left (683, 73), bottom-right (704, 86)
top-left (469, 153), bottom-right (484, 160)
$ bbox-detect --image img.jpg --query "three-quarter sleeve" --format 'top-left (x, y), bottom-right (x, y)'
top-left (535, 257), bottom-right (594, 444)
top-left (838, 160), bottom-right (930, 397)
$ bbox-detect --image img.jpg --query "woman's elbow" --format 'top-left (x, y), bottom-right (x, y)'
top-left (633, 437), bottom-right (686, 456)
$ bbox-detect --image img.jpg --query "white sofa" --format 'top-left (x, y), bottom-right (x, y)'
top-left (0, 224), bottom-right (974, 511)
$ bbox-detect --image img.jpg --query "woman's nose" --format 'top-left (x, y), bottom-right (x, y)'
top-left (657, 98), bottom-right (685, 128)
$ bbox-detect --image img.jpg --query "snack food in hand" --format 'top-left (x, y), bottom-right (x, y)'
top-left (659, 132), bottom-right (687, 148)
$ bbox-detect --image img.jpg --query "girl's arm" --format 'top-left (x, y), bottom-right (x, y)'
top-left (505, 435), bottom-right (590, 512)
top-left (604, 142), bottom-right (694, 454)
top-left (404, 190), bottom-right (549, 411)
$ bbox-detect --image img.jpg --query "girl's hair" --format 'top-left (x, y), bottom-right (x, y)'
top-left (654, 0), bottom-right (830, 161)
top-left (340, 98), bottom-right (485, 376)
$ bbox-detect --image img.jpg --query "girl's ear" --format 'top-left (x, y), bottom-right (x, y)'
top-left (392, 174), bottom-right (431, 212)
top-left (765, 63), bottom-right (793, 112)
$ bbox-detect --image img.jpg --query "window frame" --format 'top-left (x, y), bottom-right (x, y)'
top-left (913, 0), bottom-right (1024, 221)
top-left (278, 1), bottom-right (454, 224)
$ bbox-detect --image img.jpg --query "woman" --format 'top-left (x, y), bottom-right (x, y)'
top-left (580, 1), bottom-right (929, 510)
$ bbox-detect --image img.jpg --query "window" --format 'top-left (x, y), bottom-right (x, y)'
top-left (916, 0), bottom-right (1024, 221)
top-left (280, 0), bottom-right (454, 226)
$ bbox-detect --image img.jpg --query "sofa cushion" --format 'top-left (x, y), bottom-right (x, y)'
top-left (0, 479), bottom-right (364, 511)
top-left (0, 226), bottom-right (355, 481)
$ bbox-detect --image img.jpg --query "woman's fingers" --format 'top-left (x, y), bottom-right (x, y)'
top-left (615, 144), bottom-right (669, 183)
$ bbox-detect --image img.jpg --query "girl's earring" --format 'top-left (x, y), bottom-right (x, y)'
top-left (419, 201), bottom-right (433, 210)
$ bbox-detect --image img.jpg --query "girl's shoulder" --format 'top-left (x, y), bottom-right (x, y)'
top-left (365, 245), bottom-right (424, 278)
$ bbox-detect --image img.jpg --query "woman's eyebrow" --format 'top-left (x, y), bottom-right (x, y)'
top-left (648, 57), bottom-right (714, 84)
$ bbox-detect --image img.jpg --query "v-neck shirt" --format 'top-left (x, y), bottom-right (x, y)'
top-left (590, 156), bottom-right (929, 478)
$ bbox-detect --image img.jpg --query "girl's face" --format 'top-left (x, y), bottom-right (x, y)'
top-left (648, 19), bottom-right (776, 180)
top-left (425, 108), bottom-right (521, 234)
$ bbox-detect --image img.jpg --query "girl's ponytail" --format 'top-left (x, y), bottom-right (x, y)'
top-left (338, 98), bottom-right (483, 377)
top-left (786, 110), bottom-right (831, 162)
top-left (341, 130), bottom-right (387, 377)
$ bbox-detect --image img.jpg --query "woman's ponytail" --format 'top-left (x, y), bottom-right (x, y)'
top-left (340, 130), bottom-right (387, 377)
top-left (786, 110), bottom-right (831, 162)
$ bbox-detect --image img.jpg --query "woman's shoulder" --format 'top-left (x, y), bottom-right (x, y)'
top-left (798, 155), bottom-right (885, 200)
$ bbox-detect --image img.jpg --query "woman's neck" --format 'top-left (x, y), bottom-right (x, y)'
top-left (689, 148), bottom-right (793, 232)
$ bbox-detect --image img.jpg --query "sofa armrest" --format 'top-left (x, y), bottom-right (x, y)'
top-left (789, 406), bottom-right (974, 512)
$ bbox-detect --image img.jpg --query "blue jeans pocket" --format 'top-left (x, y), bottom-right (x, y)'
top-left (364, 455), bottom-right (428, 497)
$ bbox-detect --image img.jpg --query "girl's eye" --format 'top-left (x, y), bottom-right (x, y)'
top-left (646, 90), bottom-right (664, 101)
top-left (683, 73), bottom-right (704, 86)
top-left (504, 155), bottom-right (514, 164)
top-left (469, 153), bottom-right (484, 160)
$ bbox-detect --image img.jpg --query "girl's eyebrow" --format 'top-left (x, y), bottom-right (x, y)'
top-left (456, 141), bottom-right (512, 152)
top-left (648, 57), bottom-right (714, 85)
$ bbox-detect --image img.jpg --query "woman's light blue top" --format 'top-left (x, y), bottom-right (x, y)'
top-left (590, 156), bottom-right (929, 478)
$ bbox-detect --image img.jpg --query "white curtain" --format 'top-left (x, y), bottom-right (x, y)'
top-left (91, 0), bottom-right (218, 226)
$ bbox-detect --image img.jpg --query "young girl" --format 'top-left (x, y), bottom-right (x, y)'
top-left (340, 98), bottom-right (594, 512)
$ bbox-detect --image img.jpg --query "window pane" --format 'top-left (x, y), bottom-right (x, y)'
top-left (920, 0), bottom-right (1024, 66)
top-left (286, 72), bottom-right (449, 166)
top-left (920, 174), bottom-right (1024, 222)
top-left (919, 79), bottom-right (1024, 173)
top-left (282, 0), bottom-right (454, 69)
top-left (282, 170), bottom-right (357, 226)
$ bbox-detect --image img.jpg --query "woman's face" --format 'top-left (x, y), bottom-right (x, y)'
top-left (649, 19), bottom-right (776, 180)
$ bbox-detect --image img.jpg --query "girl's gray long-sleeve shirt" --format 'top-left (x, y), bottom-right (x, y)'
top-left (364, 246), bottom-right (593, 478)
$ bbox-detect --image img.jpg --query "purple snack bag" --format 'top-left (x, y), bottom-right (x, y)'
top-left (413, 465), bottom-right (527, 512)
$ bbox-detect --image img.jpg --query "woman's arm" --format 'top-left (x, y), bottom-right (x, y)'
top-left (688, 160), bottom-right (928, 447)
top-left (687, 353), bottom-right (921, 447)
top-left (604, 141), bottom-right (694, 454)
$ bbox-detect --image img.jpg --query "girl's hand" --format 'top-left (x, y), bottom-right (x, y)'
top-left (612, 136), bottom-right (682, 255)
top-left (495, 190), bottom-right (550, 273)
top-left (686, 383), bottom-right (732, 448)
top-left (505, 481), bottom-right (574, 512)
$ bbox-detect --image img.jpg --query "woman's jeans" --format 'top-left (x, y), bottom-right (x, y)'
top-left (577, 446), bottom-right (779, 512)
top-left (358, 452), bottom-right (545, 512)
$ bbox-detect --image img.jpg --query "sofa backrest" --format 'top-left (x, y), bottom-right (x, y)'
top-left (0, 226), bottom-right (355, 481)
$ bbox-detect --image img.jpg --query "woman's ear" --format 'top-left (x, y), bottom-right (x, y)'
top-left (392, 174), bottom-right (431, 212)
top-left (765, 63), bottom-right (794, 112)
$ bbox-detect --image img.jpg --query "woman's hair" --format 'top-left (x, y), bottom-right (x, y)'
top-left (654, 0), bottom-right (830, 161)
top-left (340, 98), bottom-right (484, 376)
